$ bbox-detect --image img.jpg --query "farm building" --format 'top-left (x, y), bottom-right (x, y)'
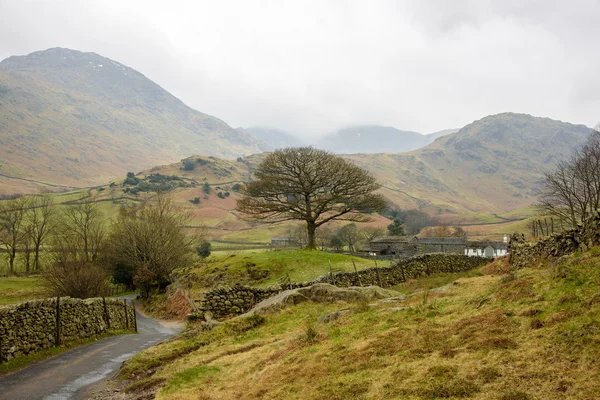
top-left (270, 237), bottom-right (298, 247)
top-left (464, 240), bottom-right (508, 258)
top-left (369, 236), bottom-right (508, 258)
top-left (369, 236), bottom-right (466, 257)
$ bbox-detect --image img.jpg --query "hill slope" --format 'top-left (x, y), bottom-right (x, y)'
top-left (240, 127), bottom-right (305, 150)
top-left (113, 248), bottom-right (600, 399)
top-left (347, 113), bottom-right (592, 220)
top-left (0, 48), bottom-right (267, 190)
top-left (316, 125), bottom-right (433, 154)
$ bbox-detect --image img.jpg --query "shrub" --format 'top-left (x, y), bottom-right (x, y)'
top-left (43, 261), bottom-right (110, 298)
top-left (232, 183), bottom-right (242, 192)
top-left (190, 197), bottom-right (201, 205)
top-left (196, 241), bottom-right (211, 258)
top-left (203, 183), bottom-right (211, 194)
top-left (217, 192), bottom-right (225, 199)
top-left (182, 160), bottom-right (196, 171)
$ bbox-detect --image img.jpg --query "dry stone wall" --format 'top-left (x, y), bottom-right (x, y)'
top-left (509, 212), bottom-right (600, 269)
top-left (200, 253), bottom-right (489, 319)
top-left (0, 297), bottom-right (135, 362)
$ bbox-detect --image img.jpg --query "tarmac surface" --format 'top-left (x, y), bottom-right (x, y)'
top-left (0, 295), bottom-right (183, 400)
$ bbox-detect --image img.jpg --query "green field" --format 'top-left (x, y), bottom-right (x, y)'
top-left (0, 277), bottom-right (45, 305)
top-left (188, 250), bottom-right (383, 292)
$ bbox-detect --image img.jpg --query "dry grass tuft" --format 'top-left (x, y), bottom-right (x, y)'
top-left (483, 255), bottom-right (513, 275)
top-left (495, 277), bottom-right (536, 301)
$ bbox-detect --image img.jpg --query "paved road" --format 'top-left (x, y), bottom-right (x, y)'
top-left (0, 295), bottom-right (183, 400)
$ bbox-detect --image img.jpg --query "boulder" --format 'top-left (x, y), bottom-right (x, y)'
top-left (241, 283), bottom-right (400, 316)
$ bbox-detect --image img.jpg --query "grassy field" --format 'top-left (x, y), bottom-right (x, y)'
top-left (186, 250), bottom-right (382, 292)
top-left (0, 277), bottom-right (46, 305)
top-left (119, 247), bottom-right (600, 399)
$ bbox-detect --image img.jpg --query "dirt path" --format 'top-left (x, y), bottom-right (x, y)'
top-left (0, 296), bottom-right (184, 400)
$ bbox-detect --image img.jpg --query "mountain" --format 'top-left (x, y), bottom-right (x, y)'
top-left (346, 113), bottom-right (592, 219)
top-left (315, 125), bottom-right (439, 154)
top-left (0, 48), bottom-right (268, 190)
top-left (238, 127), bottom-right (304, 150)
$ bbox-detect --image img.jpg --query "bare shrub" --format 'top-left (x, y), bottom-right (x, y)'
top-left (43, 261), bottom-right (109, 298)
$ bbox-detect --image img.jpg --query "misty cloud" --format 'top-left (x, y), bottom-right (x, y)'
top-left (1, 0), bottom-right (598, 138)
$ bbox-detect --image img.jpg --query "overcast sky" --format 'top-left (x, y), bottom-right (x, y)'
top-left (1, 0), bottom-right (598, 138)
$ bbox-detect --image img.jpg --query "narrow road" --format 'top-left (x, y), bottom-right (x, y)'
top-left (0, 296), bottom-right (183, 400)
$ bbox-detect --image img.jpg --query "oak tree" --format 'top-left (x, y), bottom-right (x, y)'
top-left (236, 147), bottom-right (386, 249)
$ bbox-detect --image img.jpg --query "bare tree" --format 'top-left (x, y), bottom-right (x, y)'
top-left (0, 197), bottom-right (29, 273)
top-left (315, 225), bottom-right (333, 251)
top-left (360, 226), bottom-right (385, 242)
top-left (105, 194), bottom-right (195, 295)
top-left (26, 194), bottom-right (56, 271)
top-left (335, 223), bottom-right (361, 252)
top-left (236, 147), bottom-right (386, 249)
top-left (55, 197), bottom-right (105, 263)
top-left (537, 129), bottom-right (600, 227)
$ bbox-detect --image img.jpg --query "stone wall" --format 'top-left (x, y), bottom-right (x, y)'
top-left (0, 297), bottom-right (135, 362)
top-left (509, 212), bottom-right (600, 269)
top-left (200, 253), bottom-right (489, 319)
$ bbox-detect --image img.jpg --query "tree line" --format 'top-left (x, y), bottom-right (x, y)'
top-left (0, 193), bottom-right (205, 299)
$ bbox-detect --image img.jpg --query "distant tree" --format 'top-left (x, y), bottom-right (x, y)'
top-left (387, 219), bottom-right (405, 236)
top-left (183, 160), bottom-right (196, 171)
top-left (335, 223), bottom-right (361, 252)
top-left (53, 197), bottom-right (105, 263)
top-left (124, 172), bottom-right (140, 186)
top-left (315, 226), bottom-right (333, 251)
top-left (196, 241), bottom-right (212, 258)
top-left (360, 226), bottom-right (385, 242)
top-left (0, 197), bottom-right (29, 273)
top-left (330, 235), bottom-right (345, 252)
top-left (190, 197), bottom-right (201, 205)
top-left (26, 194), bottom-right (56, 271)
top-left (422, 224), bottom-right (466, 238)
top-left (217, 192), bottom-right (225, 199)
top-left (232, 183), bottom-right (242, 192)
top-left (203, 182), bottom-right (211, 195)
top-left (236, 147), bottom-right (386, 249)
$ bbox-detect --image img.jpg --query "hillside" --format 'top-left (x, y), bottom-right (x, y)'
top-left (59, 113), bottom-right (591, 244)
top-left (240, 127), bottom-right (305, 150)
top-left (315, 125), bottom-right (440, 154)
top-left (106, 248), bottom-right (600, 399)
top-left (0, 48), bottom-right (267, 193)
top-left (346, 113), bottom-right (592, 221)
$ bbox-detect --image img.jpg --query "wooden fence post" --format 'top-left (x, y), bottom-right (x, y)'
top-left (132, 299), bottom-right (138, 333)
top-left (55, 296), bottom-right (61, 347)
top-left (123, 299), bottom-right (129, 330)
top-left (103, 297), bottom-right (110, 329)
top-left (351, 257), bottom-right (362, 287)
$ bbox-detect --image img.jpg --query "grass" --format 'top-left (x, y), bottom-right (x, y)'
top-left (0, 277), bottom-right (45, 305)
top-left (0, 329), bottom-right (134, 376)
top-left (186, 250), bottom-right (380, 290)
top-left (117, 246), bottom-right (600, 399)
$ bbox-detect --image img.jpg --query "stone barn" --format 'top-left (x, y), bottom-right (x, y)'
top-left (369, 236), bottom-right (466, 257)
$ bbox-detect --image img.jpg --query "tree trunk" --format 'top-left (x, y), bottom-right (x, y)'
top-left (306, 222), bottom-right (317, 250)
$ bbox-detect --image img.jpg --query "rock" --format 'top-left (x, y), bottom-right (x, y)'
top-left (318, 309), bottom-right (351, 323)
top-left (241, 283), bottom-right (401, 317)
